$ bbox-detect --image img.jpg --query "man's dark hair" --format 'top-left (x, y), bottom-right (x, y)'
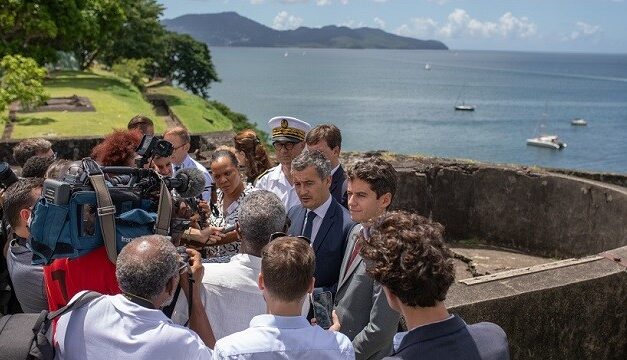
top-left (360, 211), bottom-right (454, 308)
top-left (21, 155), bottom-right (55, 178)
top-left (13, 138), bottom-right (52, 167)
top-left (347, 158), bottom-right (397, 201)
top-left (305, 124), bottom-right (342, 150)
top-left (2, 178), bottom-right (44, 228)
top-left (127, 115), bottom-right (154, 134)
top-left (261, 237), bottom-right (315, 302)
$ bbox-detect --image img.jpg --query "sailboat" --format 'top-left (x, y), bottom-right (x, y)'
top-left (526, 106), bottom-right (566, 150)
top-left (454, 84), bottom-right (475, 111)
top-left (425, 63), bottom-right (432, 70)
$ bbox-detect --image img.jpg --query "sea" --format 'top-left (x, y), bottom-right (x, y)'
top-left (207, 47), bottom-right (627, 174)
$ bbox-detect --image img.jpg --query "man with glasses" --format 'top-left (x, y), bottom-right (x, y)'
top-left (255, 116), bottom-right (311, 211)
top-left (164, 127), bottom-right (213, 202)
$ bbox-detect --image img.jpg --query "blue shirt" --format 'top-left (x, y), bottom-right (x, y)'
top-left (213, 314), bottom-right (355, 360)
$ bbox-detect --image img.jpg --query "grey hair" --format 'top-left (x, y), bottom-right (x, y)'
top-left (116, 235), bottom-right (179, 301)
top-left (238, 190), bottom-right (286, 253)
top-left (291, 149), bottom-right (331, 179)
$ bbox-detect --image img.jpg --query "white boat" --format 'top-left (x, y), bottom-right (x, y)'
top-left (526, 135), bottom-right (567, 150)
top-left (455, 103), bottom-right (475, 111)
top-left (571, 118), bottom-right (587, 126)
top-left (425, 63), bottom-right (432, 70)
top-left (454, 84), bottom-right (475, 111)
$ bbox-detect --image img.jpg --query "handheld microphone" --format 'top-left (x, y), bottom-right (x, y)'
top-left (168, 168), bottom-right (206, 198)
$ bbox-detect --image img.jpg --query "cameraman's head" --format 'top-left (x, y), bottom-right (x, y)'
top-left (91, 130), bottom-right (142, 167)
top-left (2, 178), bottom-right (44, 239)
top-left (153, 155), bottom-right (173, 177)
top-left (116, 235), bottom-right (181, 308)
top-left (237, 190), bottom-right (286, 257)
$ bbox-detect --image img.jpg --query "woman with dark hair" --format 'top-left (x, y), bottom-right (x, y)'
top-left (183, 149), bottom-right (255, 260)
top-left (233, 129), bottom-right (272, 184)
top-left (91, 130), bottom-right (142, 167)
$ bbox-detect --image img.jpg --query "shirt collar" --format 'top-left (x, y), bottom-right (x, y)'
top-left (110, 294), bottom-right (172, 323)
top-left (310, 194), bottom-right (333, 219)
top-left (331, 164), bottom-right (340, 175)
top-left (397, 314), bottom-right (466, 352)
top-left (182, 154), bottom-right (193, 167)
top-left (230, 253), bottom-right (262, 271)
top-left (249, 314), bottom-right (310, 329)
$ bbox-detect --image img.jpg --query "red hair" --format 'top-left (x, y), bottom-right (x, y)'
top-left (92, 130), bottom-right (142, 166)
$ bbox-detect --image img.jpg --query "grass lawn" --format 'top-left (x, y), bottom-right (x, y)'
top-left (146, 85), bottom-right (232, 133)
top-left (11, 71), bottom-right (165, 139)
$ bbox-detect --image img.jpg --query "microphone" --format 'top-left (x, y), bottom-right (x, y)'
top-left (167, 168), bottom-right (206, 198)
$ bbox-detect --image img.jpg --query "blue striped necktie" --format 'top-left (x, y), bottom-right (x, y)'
top-left (302, 211), bottom-right (316, 240)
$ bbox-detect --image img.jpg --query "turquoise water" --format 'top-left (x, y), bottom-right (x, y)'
top-left (208, 48), bottom-right (627, 174)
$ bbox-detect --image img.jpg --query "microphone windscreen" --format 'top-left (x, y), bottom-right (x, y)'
top-left (175, 167), bottom-right (206, 198)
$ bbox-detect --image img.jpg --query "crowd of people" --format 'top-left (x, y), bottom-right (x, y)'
top-left (0, 114), bottom-right (511, 359)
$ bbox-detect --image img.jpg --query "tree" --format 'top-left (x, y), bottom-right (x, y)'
top-left (0, 54), bottom-right (48, 112)
top-left (102, 0), bottom-right (166, 66)
top-left (152, 32), bottom-right (220, 98)
top-left (0, 0), bottom-right (85, 64)
top-left (73, 0), bottom-right (126, 70)
top-left (111, 58), bottom-right (149, 89)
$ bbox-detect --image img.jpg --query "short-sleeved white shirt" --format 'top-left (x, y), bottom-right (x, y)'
top-left (254, 165), bottom-right (300, 211)
top-left (213, 314), bottom-right (355, 360)
top-left (54, 292), bottom-right (213, 360)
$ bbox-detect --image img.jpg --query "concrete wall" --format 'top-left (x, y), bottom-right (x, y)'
top-left (390, 161), bottom-right (627, 258)
top-left (446, 246), bottom-right (627, 360)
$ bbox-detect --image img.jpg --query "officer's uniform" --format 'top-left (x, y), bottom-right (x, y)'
top-left (255, 116), bottom-right (311, 212)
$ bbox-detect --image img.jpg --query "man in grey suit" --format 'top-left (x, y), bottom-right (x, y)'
top-left (334, 158), bottom-right (401, 360)
top-left (361, 211), bottom-right (510, 360)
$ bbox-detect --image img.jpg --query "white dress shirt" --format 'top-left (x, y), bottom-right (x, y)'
top-left (172, 154), bottom-right (213, 202)
top-left (213, 314), bottom-right (355, 360)
top-left (55, 292), bottom-right (212, 360)
top-left (303, 194), bottom-right (333, 245)
top-left (201, 254), bottom-right (266, 340)
top-left (255, 165), bottom-right (300, 211)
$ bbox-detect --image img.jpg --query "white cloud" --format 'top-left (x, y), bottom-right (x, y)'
top-left (250, 0), bottom-right (264, 4)
top-left (564, 21), bottom-right (602, 41)
top-left (340, 19), bottom-right (365, 28)
top-left (396, 9), bottom-right (537, 40)
top-left (373, 0), bottom-right (390, 3)
top-left (427, 0), bottom-right (449, 4)
top-left (339, 0), bottom-right (349, 4)
top-left (374, 17), bottom-right (386, 29)
top-left (316, 0), bottom-right (332, 5)
top-left (272, 11), bottom-right (304, 30)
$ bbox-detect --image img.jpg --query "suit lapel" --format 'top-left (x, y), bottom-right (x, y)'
top-left (338, 224), bottom-right (363, 290)
top-left (330, 165), bottom-right (344, 194)
top-left (313, 199), bottom-right (337, 253)
top-left (289, 207), bottom-right (306, 237)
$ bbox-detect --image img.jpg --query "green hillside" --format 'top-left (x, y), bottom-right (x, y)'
top-left (9, 71), bottom-right (232, 139)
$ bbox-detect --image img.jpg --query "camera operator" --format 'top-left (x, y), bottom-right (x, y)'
top-left (2, 178), bottom-right (48, 313)
top-left (153, 154), bottom-right (173, 178)
top-left (54, 235), bottom-right (215, 359)
top-left (12, 138), bottom-right (54, 167)
top-left (91, 129), bottom-right (142, 167)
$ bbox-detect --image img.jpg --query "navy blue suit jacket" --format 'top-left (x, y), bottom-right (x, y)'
top-left (386, 315), bottom-right (510, 360)
top-left (330, 165), bottom-right (347, 208)
top-left (287, 197), bottom-right (356, 291)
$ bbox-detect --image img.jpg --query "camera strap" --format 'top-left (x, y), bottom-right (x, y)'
top-left (83, 159), bottom-right (118, 264)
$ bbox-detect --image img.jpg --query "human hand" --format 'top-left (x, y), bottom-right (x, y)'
top-left (182, 226), bottom-right (224, 245)
top-left (179, 248), bottom-right (204, 295)
top-left (328, 310), bottom-right (341, 332)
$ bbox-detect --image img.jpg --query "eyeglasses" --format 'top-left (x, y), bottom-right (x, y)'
top-left (273, 142), bottom-right (297, 151)
top-left (173, 142), bottom-right (188, 151)
top-left (270, 232), bottom-right (311, 244)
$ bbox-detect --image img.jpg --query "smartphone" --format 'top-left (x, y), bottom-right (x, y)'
top-left (311, 290), bottom-right (333, 330)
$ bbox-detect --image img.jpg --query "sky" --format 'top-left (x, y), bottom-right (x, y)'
top-left (157, 0), bottom-right (627, 53)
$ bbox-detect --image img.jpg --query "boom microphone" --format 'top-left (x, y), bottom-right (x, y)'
top-left (168, 168), bottom-right (206, 198)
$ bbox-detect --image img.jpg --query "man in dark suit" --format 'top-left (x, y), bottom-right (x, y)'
top-left (360, 211), bottom-right (510, 360)
top-left (335, 158), bottom-right (400, 360)
top-left (287, 149), bottom-right (355, 291)
top-left (305, 124), bottom-right (347, 208)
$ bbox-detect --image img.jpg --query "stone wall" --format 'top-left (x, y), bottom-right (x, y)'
top-left (388, 159), bottom-right (627, 258)
top-left (0, 131), bottom-right (235, 166)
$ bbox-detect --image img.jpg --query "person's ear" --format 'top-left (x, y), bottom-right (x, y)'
top-left (165, 276), bottom-right (176, 295)
top-left (382, 286), bottom-right (401, 313)
top-left (379, 192), bottom-right (392, 210)
top-left (308, 277), bottom-right (315, 294)
top-left (236, 222), bottom-right (242, 240)
top-left (332, 146), bottom-right (341, 157)
top-left (258, 272), bottom-right (265, 291)
top-left (19, 208), bottom-right (31, 223)
top-left (324, 175), bottom-right (331, 189)
top-left (184, 142), bottom-right (191, 153)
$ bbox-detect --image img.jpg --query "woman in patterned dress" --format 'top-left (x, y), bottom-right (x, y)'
top-left (184, 149), bottom-right (255, 260)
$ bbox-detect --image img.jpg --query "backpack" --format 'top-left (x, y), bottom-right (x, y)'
top-left (0, 291), bottom-right (101, 360)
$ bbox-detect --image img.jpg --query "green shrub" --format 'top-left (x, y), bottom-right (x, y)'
top-left (0, 54), bottom-right (48, 112)
top-left (111, 58), bottom-right (149, 89)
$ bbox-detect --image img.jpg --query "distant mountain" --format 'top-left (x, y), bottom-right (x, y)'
top-left (162, 12), bottom-right (448, 50)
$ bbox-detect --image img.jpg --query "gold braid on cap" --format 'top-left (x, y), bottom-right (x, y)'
top-left (272, 127), bottom-right (306, 141)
